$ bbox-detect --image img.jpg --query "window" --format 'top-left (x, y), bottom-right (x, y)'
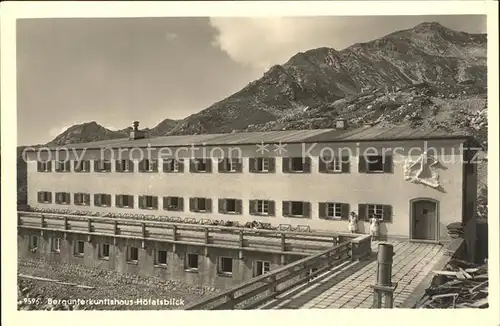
top-left (99, 243), bottom-right (110, 259)
top-left (74, 240), bottom-right (85, 256)
top-left (139, 196), bottom-right (158, 210)
top-left (37, 161), bottom-right (52, 172)
top-left (250, 157), bottom-right (275, 173)
top-left (74, 160), bottom-right (90, 172)
top-left (139, 159), bottom-right (158, 172)
top-left (219, 198), bottom-right (242, 214)
top-left (116, 195), bottom-right (134, 208)
top-left (319, 155), bottom-right (350, 173)
top-left (358, 204), bottom-right (392, 222)
top-left (37, 191), bottom-right (52, 204)
top-left (254, 261), bottom-right (271, 276)
top-left (190, 198), bottom-right (212, 213)
top-left (218, 257), bottom-right (233, 275)
top-left (115, 159), bottom-right (134, 172)
top-left (359, 155), bottom-right (392, 173)
top-left (55, 192), bottom-right (71, 205)
top-left (282, 157), bottom-right (311, 173)
top-left (163, 159), bottom-right (183, 173)
top-left (29, 235), bottom-right (38, 252)
top-left (250, 200), bottom-right (275, 216)
top-left (186, 253), bottom-right (199, 270)
top-left (74, 193), bottom-right (90, 206)
top-left (55, 160), bottom-right (71, 172)
top-left (127, 246), bottom-right (139, 263)
top-left (219, 158), bottom-right (242, 173)
top-left (163, 196), bottom-right (183, 211)
top-left (282, 201), bottom-right (310, 218)
top-left (51, 238), bottom-right (61, 253)
top-left (190, 158), bottom-right (212, 173)
top-left (319, 202), bottom-right (349, 220)
top-left (94, 160), bottom-right (111, 172)
top-left (94, 194), bottom-right (112, 207)
top-left (155, 250), bottom-right (168, 266)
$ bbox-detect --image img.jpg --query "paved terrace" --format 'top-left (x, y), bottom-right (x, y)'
top-left (262, 240), bottom-right (446, 309)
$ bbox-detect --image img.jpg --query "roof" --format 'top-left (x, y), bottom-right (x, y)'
top-left (38, 125), bottom-right (472, 151)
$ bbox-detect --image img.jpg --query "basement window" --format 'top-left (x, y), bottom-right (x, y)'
top-left (99, 243), bottom-right (110, 259)
top-left (127, 247), bottom-right (139, 263)
top-left (185, 253), bottom-right (199, 271)
top-left (155, 250), bottom-right (167, 267)
top-left (218, 257), bottom-right (233, 276)
top-left (74, 240), bottom-right (84, 257)
top-left (254, 261), bottom-right (271, 277)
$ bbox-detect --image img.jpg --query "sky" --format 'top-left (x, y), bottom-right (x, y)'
top-left (16, 15), bottom-right (486, 145)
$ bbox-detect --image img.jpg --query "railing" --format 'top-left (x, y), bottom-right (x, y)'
top-left (183, 240), bottom-right (359, 310)
top-left (18, 211), bottom-right (362, 256)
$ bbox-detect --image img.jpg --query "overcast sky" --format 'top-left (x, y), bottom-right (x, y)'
top-left (16, 15), bottom-right (486, 145)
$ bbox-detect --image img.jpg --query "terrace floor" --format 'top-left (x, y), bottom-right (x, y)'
top-left (269, 240), bottom-right (446, 309)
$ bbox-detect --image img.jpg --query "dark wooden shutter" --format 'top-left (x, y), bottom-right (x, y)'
top-left (47, 192), bottom-right (52, 203)
top-left (249, 200), bottom-right (257, 214)
top-left (106, 195), bottom-right (112, 206)
top-left (302, 202), bottom-right (310, 218)
top-left (218, 159), bottom-right (225, 173)
top-left (163, 197), bottom-right (168, 210)
top-left (358, 156), bottom-right (367, 173)
top-left (383, 155), bottom-right (393, 173)
top-left (138, 196), bottom-right (144, 209)
top-left (268, 158), bottom-right (276, 173)
top-left (178, 198), bottom-right (184, 211)
top-left (318, 157), bottom-right (327, 173)
top-left (206, 159), bottom-right (212, 173)
top-left (235, 159), bottom-right (243, 173)
top-left (358, 204), bottom-right (367, 221)
top-left (341, 203), bottom-right (350, 220)
top-left (115, 195), bottom-right (122, 207)
top-left (115, 160), bottom-right (121, 172)
top-left (152, 196), bottom-right (158, 209)
top-left (94, 160), bottom-right (99, 172)
top-left (189, 160), bottom-right (195, 173)
top-left (205, 198), bottom-right (212, 212)
top-left (55, 192), bottom-right (60, 204)
top-left (341, 156), bottom-right (350, 173)
top-left (303, 157), bottom-right (311, 173)
top-left (218, 199), bottom-right (225, 213)
top-left (189, 198), bottom-right (196, 212)
top-left (177, 159), bottom-right (184, 173)
top-left (37, 192), bottom-right (43, 203)
top-left (268, 201), bottom-right (275, 216)
top-left (249, 158), bottom-right (256, 173)
top-left (65, 160), bottom-right (71, 172)
top-left (94, 194), bottom-right (100, 206)
top-left (128, 160), bottom-right (134, 172)
top-left (318, 202), bottom-right (327, 219)
top-left (84, 160), bottom-right (90, 172)
top-left (236, 200), bottom-right (243, 214)
top-left (47, 161), bottom-right (52, 171)
top-left (282, 201), bottom-right (290, 217)
top-left (37, 161), bottom-right (42, 172)
top-left (383, 205), bottom-right (392, 222)
top-left (282, 158), bottom-right (290, 173)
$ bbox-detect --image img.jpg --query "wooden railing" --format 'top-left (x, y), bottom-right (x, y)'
top-left (183, 240), bottom-right (359, 310)
top-left (18, 211), bottom-right (362, 256)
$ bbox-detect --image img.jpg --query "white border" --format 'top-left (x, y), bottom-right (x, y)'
top-left (1, 1), bottom-right (498, 326)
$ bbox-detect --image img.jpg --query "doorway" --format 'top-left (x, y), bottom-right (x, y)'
top-left (410, 199), bottom-right (438, 241)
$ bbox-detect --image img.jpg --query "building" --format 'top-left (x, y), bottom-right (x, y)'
top-left (20, 122), bottom-right (479, 262)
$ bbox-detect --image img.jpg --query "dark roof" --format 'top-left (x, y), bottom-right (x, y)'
top-left (38, 125), bottom-right (471, 151)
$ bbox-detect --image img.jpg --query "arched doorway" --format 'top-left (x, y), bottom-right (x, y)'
top-left (410, 199), bottom-right (439, 241)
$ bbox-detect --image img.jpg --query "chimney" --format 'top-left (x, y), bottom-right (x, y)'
top-left (335, 118), bottom-right (347, 130)
top-left (129, 121), bottom-right (146, 140)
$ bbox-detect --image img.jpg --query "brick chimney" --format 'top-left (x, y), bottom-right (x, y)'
top-left (335, 118), bottom-right (347, 130)
top-left (129, 121), bottom-right (146, 140)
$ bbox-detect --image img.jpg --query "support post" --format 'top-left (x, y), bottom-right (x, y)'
top-left (370, 242), bottom-right (398, 308)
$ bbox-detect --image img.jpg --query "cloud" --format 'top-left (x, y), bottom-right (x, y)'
top-left (208, 16), bottom-right (487, 71)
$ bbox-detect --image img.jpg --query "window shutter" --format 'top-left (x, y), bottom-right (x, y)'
top-left (206, 159), bottom-right (212, 173)
top-left (341, 156), bottom-right (350, 173)
top-left (205, 198), bottom-right (212, 212)
top-left (282, 201), bottom-right (290, 217)
top-left (47, 192), bottom-right (52, 203)
top-left (282, 158), bottom-right (290, 173)
top-left (65, 160), bottom-right (71, 171)
top-left (218, 199), bottom-right (225, 213)
top-left (383, 205), bottom-right (392, 222)
top-left (153, 196), bottom-right (158, 209)
top-left (235, 159), bottom-right (242, 173)
top-left (358, 204), bottom-right (368, 221)
top-left (163, 197), bottom-right (168, 210)
top-left (302, 202), bottom-right (310, 218)
top-left (128, 160), bottom-right (134, 172)
top-left (94, 194), bottom-right (100, 206)
top-left (178, 198), bottom-right (184, 211)
top-left (218, 159), bottom-right (225, 173)
top-left (37, 192), bottom-right (43, 203)
top-left (37, 161), bottom-right (42, 172)
top-left (236, 199), bottom-right (243, 214)
top-left (268, 158), bottom-right (276, 173)
top-left (189, 160), bottom-right (195, 173)
top-left (318, 157), bottom-right (327, 173)
top-left (249, 158), bottom-right (256, 173)
top-left (47, 161), bottom-right (52, 171)
top-left (189, 198), bottom-right (196, 212)
top-left (74, 161), bottom-right (79, 172)
top-left (268, 201), bottom-right (275, 216)
top-left (55, 192), bottom-right (60, 204)
top-left (129, 196), bottom-right (134, 208)
top-left (139, 196), bottom-right (145, 209)
top-left (383, 155), bottom-right (393, 173)
top-left (116, 195), bottom-right (122, 207)
top-left (358, 156), bottom-right (367, 173)
top-left (303, 157), bottom-right (311, 173)
top-left (106, 194), bottom-right (112, 206)
top-left (249, 200), bottom-right (257, 214)
top-left (318, 202), bottom-right (327, 219)
top-left (177, 159), bottom-right (184, 172)
top-left (85, 160), bottom-right (90, 171)
top-left (94, 160), bottom-right (99, 172)
top-left (341, 203), bottom-right (350, 220)
top-left (85, 194), bottom-right (90, 205)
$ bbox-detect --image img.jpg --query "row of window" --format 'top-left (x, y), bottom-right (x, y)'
top-left (28, 236), bottom-right (271, 277)
top-left (37, 155), bottom-right (392, 174)
top-left (37, 191), bottom-right (392, 221)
